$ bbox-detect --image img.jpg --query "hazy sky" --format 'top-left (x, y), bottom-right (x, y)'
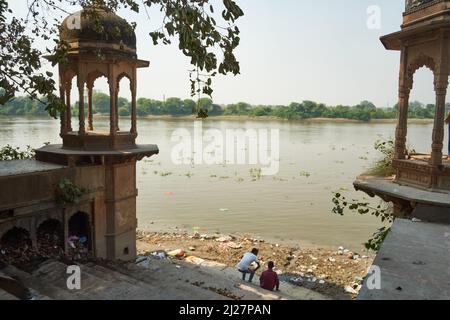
top-left (9, 0), bottom-right (437, 107)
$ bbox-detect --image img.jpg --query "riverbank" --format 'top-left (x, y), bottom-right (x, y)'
top-left (0, 114), bottom-right (434, 125)
top-left (133, 115), bottom-right (434, 124)
top-left (136, 230), bottom-right (375, 299)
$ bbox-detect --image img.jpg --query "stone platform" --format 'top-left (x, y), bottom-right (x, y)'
top-left (358, 218), bottom-right (450, 300)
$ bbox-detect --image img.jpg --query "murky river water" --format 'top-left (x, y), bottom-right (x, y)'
top-left (0, 117), bottom-right (438, 250)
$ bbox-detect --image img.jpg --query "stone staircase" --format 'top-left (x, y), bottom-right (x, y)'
top-left (0, 260), bottom-right (226, 300)
top-left (0, 257), bottom-right (328, 300)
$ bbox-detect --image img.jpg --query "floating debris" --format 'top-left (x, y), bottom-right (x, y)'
top-left (299, 171), bottom-right (311, 178)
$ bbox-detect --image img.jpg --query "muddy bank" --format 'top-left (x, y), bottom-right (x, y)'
top-left (89, 114), bottom-right (433, 124)
top-left (141, 115), bottom-right (432, 124)
top-left (136, 230), bottom-right (375, 299)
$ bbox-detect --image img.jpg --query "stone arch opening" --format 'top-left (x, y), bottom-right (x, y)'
top-left (68, 212), bottom-right (91, 258)
top-left (0, 227), bottom-right (32, 264)
top-left (37, 219), bottom-right (64, 257)
top-left (117, 73), bottom-right (132, 133)
top-left (88, 73), bottom-right (110, 132)
top-left (406, 66), bottom-right (439, 156)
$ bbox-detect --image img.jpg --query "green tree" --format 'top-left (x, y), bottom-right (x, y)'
top-left (92, 92), bottom-right (110, 114)
top-left (0, 0), bottom-right (244, 118)
top-left (118, 107), bottom-right (130, 116)
top-left (164, 97), bottom-right (183, 115)
top-left (249, 106), bottom-right (272, 117)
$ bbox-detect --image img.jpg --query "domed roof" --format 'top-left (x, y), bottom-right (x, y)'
top-left (60, 7), bottom-right (136, 55)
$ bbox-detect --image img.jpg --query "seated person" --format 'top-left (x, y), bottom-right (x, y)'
top-left (260, 261), bottom-right (280, 292)
top-left (236, 248), bottom-right (260, 283)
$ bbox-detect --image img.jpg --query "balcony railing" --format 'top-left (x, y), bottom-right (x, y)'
top-left (405, 0), bottom-right (444, 13)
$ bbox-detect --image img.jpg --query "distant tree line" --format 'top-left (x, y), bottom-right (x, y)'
top-left (0, 90), bottom-right (437, 121)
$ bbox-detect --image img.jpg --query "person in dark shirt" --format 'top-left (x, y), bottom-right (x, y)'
top-left (259, 261), bottom-right (280, 291)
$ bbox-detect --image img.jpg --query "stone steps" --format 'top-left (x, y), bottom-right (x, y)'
top-left (0, 257), bottom-right (329, 300)
top-left (1, 259), bottom-right (227, 300)
top-left (1, 264), bottom-right (72, 300)
top-left (102, 261), bottom-right (229, 300)
top-left (33, 260), bottom-right (160, 300)
top-left (0, 288), bottom-right (19, 300)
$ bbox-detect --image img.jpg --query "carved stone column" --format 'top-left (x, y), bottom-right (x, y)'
top-left (109, 74), bottom-right (117, 135)
top-left (78, 75), bottom-right (86, 135)
top-left (115, 83), bottom-right (120, 132)
top-left (65, 83), bottom-right (73, 132)
top-left (87, 82), bottom-right (94, 131)
top-left (59, 84), bottom-right (67, 136)
top-left (430, 74), bottom-right (448, 167)
top-left (130, 71), bottom-right (137, 134)
top-left (395, 48), bottom-right (410, 160)
top-left (430, 33), bottom-right (449, 167)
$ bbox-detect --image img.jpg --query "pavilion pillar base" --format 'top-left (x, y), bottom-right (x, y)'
top-left (393, 158), bottom-right (450, 192)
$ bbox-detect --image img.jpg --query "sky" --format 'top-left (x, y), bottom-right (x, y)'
top-left (8, 0), bottom-right (437, 107)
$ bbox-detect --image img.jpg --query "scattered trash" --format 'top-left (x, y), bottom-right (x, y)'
top-left (225, 242), bottom-right (242, 249)
top-left (216, 236), bottom-right (233, 243)
top-left (136, 256), bottom-right (152, 268)
top-left (344, 286), bottom-right (358, 294)
top-left (165, 192), bottom-right (174, 196)
top-left (185, 256), bottom-right (205, 265)
top-left (412, 218), bottom-right (422, 223)
top-left (168, 249), bottom-right (185, 258)
top-left (219, 208), bottom-right (230, 213)
top-left (150, 251), bottom-right (167, 259)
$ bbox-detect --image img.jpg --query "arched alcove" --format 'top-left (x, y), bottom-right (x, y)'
top-left (68, 212), bottom-right (91, 256)
top-left (407, 66), bottom-right (437, 155)
top-left (37, 219), bottom-right (63, 256)
top-left (117, 74), bottom-right (132, 132)
top-left (0, 227), bottom-right (32, 251)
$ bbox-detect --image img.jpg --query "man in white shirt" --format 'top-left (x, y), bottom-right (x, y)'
top-left (236, 248), bottom-right (261, 283)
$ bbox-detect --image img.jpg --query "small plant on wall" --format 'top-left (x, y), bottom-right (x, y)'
top-left (56, 179), bottom-right (87, 206)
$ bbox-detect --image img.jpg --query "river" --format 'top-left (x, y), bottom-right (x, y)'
top-left (0, 117), bottom-right (439, 251)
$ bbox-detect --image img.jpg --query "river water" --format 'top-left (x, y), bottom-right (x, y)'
top-left (0, 117), bottom-right (438, 250)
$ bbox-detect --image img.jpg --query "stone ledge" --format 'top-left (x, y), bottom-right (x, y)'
top-left (358, 218), bottom-right (450, 300)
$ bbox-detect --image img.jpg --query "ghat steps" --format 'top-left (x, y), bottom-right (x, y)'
top-left (0, 257), bottom-right (327, 300)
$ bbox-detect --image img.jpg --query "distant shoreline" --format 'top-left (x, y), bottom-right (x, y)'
top-left (138, 115), bottom-right (434, 125)
top-left (0, 114), bottom-right (434, 125)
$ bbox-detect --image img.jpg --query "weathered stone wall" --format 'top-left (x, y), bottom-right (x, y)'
top-left (0, 160), bottom-right (136, 261)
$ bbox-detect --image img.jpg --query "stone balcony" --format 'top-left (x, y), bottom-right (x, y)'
top-left (402, 0), bottom-right (450, 28)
